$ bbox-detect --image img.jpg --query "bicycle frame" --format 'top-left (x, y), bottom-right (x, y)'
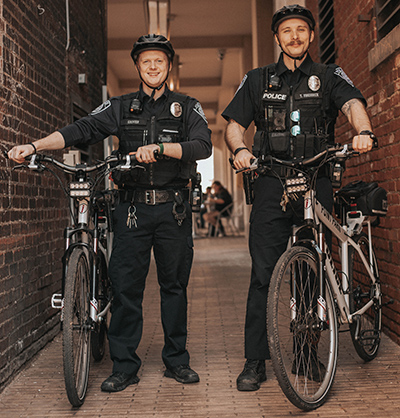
top-left (299, 189), bottom-right (380, 326)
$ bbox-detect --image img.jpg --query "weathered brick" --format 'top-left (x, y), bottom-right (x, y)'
top-left (0, 0), bottom-right (107, 388)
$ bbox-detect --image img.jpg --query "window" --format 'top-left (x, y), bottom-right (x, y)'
top-left (376, 0), bottom-right (400, 41)
top-left (318, 0), bottom-right (335, 64)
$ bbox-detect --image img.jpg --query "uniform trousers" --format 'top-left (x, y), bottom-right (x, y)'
top-left (108, 199), bottom-right (194, 375)
top-left (245, 175), bottom-right (333, 360)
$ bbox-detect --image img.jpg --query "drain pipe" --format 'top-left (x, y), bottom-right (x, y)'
top-left (65, 0), bottom-right (70, 51)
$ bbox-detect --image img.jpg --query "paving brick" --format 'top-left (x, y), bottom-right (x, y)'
top-left (0, 237), bottom-right (400, 417)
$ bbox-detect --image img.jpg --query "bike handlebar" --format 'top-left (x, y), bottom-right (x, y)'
top-left (232, 143), bottom-right (358, 174)
top-left (25, 153), bottom-right (139, 173)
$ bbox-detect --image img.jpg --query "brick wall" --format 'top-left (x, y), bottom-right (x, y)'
top-left (307, 0), bottom-right (400, 344)
top-left (0, 0), bottom-right (106, 389)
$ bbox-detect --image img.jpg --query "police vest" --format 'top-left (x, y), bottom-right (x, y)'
top-left (114, 91), bottom-right (196, 188)
top-left (253, 62), bottom-right (338, 160)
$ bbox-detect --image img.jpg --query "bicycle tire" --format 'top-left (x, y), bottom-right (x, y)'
top-left (91, 253), bottom-right (110, 361)
top-left (267, 246), bottom-right (338, 411)
top-left (348, 232), bottom-right (382, 361)
top-left (63, 248), bottom-right (91, 407)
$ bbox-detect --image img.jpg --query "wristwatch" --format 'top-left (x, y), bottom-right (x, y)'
top-left (359, 130), bottom-right (378, 147)
top-left (233, 147), bottom-right (249, 156)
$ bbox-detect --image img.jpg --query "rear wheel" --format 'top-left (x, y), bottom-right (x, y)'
top-left (267, 246), bottom-right (338, 411)
top-left (63, 248), bottom-right (91, 407)
top-left (349, 233), bottom-right (382, 361)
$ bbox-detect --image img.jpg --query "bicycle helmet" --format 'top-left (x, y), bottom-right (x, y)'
top-left (271, 4), bottom-right (315, 33)
top-left (131, 34), bottom-right (175, 63)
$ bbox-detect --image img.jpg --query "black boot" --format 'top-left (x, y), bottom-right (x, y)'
top-left (101, 372), bottom-right (139, 392)
top-left (236, 359), bottom-right (266, 391)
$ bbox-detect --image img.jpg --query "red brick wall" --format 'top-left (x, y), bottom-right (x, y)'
top-left (306, 0), bottom-right (400, 344)
top-left (0, 0), bottom-right (106, 388)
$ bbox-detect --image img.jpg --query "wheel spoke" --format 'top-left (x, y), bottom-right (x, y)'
top-left (268, 247), bottom-right (338, 411)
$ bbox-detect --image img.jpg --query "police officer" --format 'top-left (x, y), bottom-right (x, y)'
top-left (222, 5), bottom-right (376, 392)
top-left (8, 34), bottom-right (212, 392)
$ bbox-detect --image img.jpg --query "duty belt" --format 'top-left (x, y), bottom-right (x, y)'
top-left (120, 188), bottom-right (189, 205)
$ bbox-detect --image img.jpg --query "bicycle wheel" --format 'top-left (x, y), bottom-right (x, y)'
top-left (348, 232), bottom-right (382, 361)
top-left (63, 248), bottom-right (91, 407)
top-left (91, 253), bottom-right (110, 361)
top-left (267, 246), bottom-right (338, 411)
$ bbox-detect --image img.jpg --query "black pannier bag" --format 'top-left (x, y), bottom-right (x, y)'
top-left (334, 180), bottom-right (388, 220)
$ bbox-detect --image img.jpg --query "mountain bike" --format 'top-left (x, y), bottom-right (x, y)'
top-left (15, 152), bottom-right (140, 406)
top-left (235, 143), bottom-right (389, 410)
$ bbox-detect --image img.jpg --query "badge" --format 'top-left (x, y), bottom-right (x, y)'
top-left (170, 102), bottom-right (182, 117)
top-left (308, 75), bottom-right (321, 92)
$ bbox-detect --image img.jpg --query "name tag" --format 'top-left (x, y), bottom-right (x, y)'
top-left (296, 92), bottom-right (322, 99)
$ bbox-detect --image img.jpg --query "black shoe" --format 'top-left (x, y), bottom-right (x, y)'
top-left (164, 365), bottom-right (200, 383)
top-left (292, 355), bottom-right (326, 382)
top-left (101, 372), bottom-right (139, 392)
top-left (236, 359), bottom-right (267, 391)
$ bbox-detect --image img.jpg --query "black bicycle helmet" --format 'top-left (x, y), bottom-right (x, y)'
top-left (131, 34), bottom-right (175, 63)
top-left (271, 4), bottom-right (315, 33)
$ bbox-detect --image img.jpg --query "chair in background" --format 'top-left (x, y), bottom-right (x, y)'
top-left (213, 201), bottom-right (244, 237)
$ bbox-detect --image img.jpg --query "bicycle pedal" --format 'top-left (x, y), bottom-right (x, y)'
top-left (51, 293), bottom-right (63, 309)
top-left (359, 330), bottom-right (380, 346)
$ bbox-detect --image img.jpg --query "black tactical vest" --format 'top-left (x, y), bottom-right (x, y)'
top-left (253, 62), bottom-right (338, 160)
top-left (114, 91), bottom-right (196, 188)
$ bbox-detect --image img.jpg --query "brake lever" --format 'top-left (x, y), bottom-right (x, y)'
top-left (234, 158), bottom-right (258, 174)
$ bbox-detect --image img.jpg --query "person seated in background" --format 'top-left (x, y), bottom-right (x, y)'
top-left (203, 181), bottom-right (233, 236)
top-left (198, 186), bottom-right (212, 229)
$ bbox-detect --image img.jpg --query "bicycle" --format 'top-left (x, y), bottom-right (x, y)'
top-left (13, 151), bottom-right (140, 407)
top-left (234, 143), bottom-right (389, 410)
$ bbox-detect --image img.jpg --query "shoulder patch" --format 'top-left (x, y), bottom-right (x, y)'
top-left (90, 100), bottom-right (111, 115)
top-left (333, 67), bottom-right (354, 87)
top-left (235, 74), bottom-right (248, 96)
top-left (193, 102), bottom-right (208, 124)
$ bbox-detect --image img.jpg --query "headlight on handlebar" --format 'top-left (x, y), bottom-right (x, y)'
top-left (69, 181), bottom-right (91, 197)
top-left (285, 175), bottom-right (309, 195)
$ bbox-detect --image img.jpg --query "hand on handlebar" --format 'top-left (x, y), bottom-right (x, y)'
top-left (131, 144), bottom-right (160, 164)
top-left (7, 144), bottom-right (35, 163)
top-left (352, 134), bottom-right (374, 153)
top-left (231, 148), bottom-right (255, 170)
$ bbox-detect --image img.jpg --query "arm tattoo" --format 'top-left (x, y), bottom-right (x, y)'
top-left (341, 98), bottom-right (362, 117)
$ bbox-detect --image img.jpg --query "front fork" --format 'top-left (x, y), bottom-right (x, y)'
top-left (52, 198), bottom-right (100, 327)
top-left (290, 190), bottom-right (327, 325)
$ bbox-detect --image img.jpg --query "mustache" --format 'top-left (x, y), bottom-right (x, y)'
top-left (288, 41), bottom-right (303, 46)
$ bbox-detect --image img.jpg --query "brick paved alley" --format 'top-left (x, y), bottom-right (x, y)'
top-left (0, 237), bottom-right (399, 417)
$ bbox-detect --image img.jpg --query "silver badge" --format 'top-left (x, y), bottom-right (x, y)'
top-left (308, 75), bottom-right (321, 92)
top-left (170, 102), bottom-right (182, 117)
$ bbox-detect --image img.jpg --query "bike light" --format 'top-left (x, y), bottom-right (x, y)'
top-left (285, 176), bottom-right (309, 194)
top-left (69, 181), bottom-right (91, 197)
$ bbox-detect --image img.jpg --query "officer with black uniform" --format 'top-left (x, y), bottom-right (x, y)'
top-left (8, 34), bottom-right (212, 392)
top-left (222, 5), bottom-right (376, 392)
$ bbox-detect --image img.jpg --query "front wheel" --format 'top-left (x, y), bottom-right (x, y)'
top-left (267, 246), bottom-right (338, 411)
top-left (91, 253), bottom-right (110, 361)
top-left (63, 248), bottom-right (91, 407)
top-left (349, 232), bottom-right (382, 361)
